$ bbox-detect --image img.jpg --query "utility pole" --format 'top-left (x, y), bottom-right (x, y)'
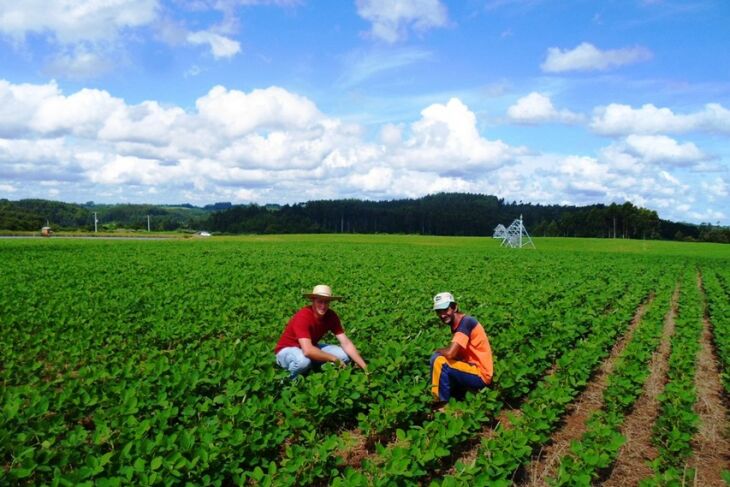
top-left (93, 212), bottom-right (98, 233)
top-left (147, 215), bottom-right (151, 232)
top-left (613, 217), bottom-right (616, 239)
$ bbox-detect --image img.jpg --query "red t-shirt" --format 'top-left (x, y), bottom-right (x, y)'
top-left (274, 306), bottom-right (345, 354)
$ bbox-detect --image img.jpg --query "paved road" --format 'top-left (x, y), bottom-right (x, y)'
top-left (0, 236), bottom-right (175, 240)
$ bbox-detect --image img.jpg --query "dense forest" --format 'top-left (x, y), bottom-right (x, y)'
top-left (1, 194), bottom-right (728, 243)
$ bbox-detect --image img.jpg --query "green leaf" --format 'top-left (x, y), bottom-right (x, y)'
top-left (133, 458), bottom-right (145, 473)
top-left (150, 456), bottom-right (163, 471)
top-left (11, 467), bottom-right (32, 479)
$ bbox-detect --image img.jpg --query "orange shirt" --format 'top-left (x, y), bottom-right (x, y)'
top-left (451, 315), bottom-right (493, 383)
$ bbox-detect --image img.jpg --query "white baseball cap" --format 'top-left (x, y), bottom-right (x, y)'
top-left (433, 292), bottom-right (455, 310)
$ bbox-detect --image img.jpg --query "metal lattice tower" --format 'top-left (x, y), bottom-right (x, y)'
top-left (492, 224), bottom-right (507, 240)
top-left (497, 215), bottom-right (535, 248)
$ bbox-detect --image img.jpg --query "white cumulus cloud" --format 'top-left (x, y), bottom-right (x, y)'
top-left (591, 102), bottom-right (730, 135)
top-left (0, 0), bottom-right (159, 43)
top-left (0, 79), bottom-right (375, 202)
top-left (0, 79), bottom-right (524, 205)
top-left (486, 151), bottom-right (697, 222)
top-left (31, 88), bottom-right (124, 137)
top-left (356, 0), bottom-right (448, 43)
top-left (598, 135), bottom-right (707, 170)
top-left (98, 101), bottom-right (187, 145)
top-left (86, 155), bottom-right (182, 185)
top-left (0, 80), bottom-right (61, 137)
top-left (700, 177), bottom-right (728, 199)
top-left (196, 85), bottom-right (322, 136)
top-left (380, 123), bottom-right (403, 145)
top-left (187, 31), bottom-right (241, 59)
top-left (507, 92), bottom-right (583, 124)
top-left (541, 42), bottom-right (652, 73)
top-left (0, 78), bottom-right (727, 224)
top-left (347, 166), bottom-right (394, 192)
top-left (392, 97), bottom-right (518, 173)
top-left (623, 135), bottom-right (706, 166)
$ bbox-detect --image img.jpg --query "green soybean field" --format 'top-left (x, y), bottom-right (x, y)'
top-left (2, 235), bottom-right (729, 486)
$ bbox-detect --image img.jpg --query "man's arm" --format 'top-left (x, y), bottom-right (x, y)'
top-left (298, 337), bottom-right (344, 365)
top-left (335, 333), bottom-right (368, 370)
top-left (435, 341), bottom-right (463, 360)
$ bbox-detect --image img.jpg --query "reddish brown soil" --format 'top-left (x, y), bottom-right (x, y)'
top-left (329, 279), bottom-right (730, 485)
top-left (443, 341), bottom-right (585, 478)
top-left (337, 428), bottom-right (370, 469)
top-left (440, 297), bottom-right (653, 482)
top-left (602, 285), bottom-right (679, 486)
top-left (518, 294), bottom-right (654, 486)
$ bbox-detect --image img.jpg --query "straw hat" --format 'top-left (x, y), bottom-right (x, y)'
top-left (303, 284), bottom-right (343, 301)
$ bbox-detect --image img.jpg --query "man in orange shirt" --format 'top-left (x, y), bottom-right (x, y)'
top-left (431, 292), bottom-right (493, 403)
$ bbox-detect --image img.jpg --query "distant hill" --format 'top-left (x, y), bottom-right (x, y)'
top-left (1, 199), bottom-right (90, 230)
top-left (0, 199), bottom-right (212, 232)
top-left (82, 203), bottom-right (210, 231)
top-left (0, 194), bottom-right (727, 243)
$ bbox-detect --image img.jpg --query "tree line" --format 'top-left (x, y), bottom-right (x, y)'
top-left (0, 200), bottom-right (207, 232)
top-left (1, 194), bottom-right (728, 243)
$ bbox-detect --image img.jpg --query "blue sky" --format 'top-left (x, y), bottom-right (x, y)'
top-left (0, 0), bottom-right (728, 224)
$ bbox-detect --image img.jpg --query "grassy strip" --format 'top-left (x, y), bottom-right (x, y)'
top-left (547, 275), bottom-right (680, 486)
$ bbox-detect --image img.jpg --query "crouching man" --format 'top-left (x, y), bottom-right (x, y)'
top-left (274, 284), bottom-right (367, 378)
top-left (431, 292), bottom-right (493, 404)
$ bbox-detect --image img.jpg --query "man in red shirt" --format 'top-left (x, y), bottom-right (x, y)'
top-left (275, 284), bottom-right (367, 378)
top-left (431, 292), bottom-right (493, 404)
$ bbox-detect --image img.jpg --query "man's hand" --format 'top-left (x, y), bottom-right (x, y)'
top-left (436, 342), bottom-right (463, 360)
top-left (336, 332), bottom-right (368, 371)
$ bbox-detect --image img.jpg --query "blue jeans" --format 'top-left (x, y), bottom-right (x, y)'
top-left (276, 344), bottom-right (350, 378)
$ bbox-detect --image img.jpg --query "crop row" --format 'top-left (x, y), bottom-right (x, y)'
top-left (701, 268), bottom-right (730, 394)
top-left (206, 249), bottom-right (622, 483)
top-left (237, 256), bottom-right (644, 485)
top-left (320, 265), bottom-right (666, 486)
top-left (548, 276), bottom-right (679, 485)
top-left (642, 268), bottom-right (703, 485)
top-left (430, 263), bottom-right (679, 486)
